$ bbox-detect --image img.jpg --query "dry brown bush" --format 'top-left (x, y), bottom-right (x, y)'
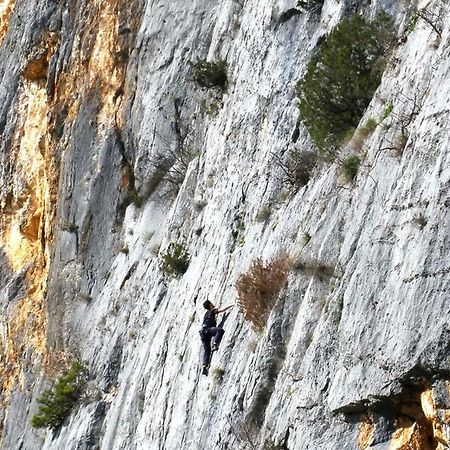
top-left (236, 255), bottom-right (291, 331)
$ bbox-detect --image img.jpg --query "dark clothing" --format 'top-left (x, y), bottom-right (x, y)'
top-left (202, 308), bottom-right (218, 329)
top-left (200, 326), bottom-right (224, 366)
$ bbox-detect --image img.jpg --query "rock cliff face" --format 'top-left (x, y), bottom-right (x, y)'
top-left (1, 0), bottom-right (450, 448)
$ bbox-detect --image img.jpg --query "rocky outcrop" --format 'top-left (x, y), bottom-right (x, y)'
top-left (1, 0), bottom-right (450, 449)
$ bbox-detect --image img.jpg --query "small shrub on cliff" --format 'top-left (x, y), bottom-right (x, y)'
top-left (359, 117), bottom-right (378, 138)
top-left (273, 148), bottom-right (318, 191)
top-left (191, 59), bottom-right (227, 89)
top-left (254, 205), bottom-right (272, 223)
top-left (236, 255), bottom-right (291, 331)
top-left (297, 14), bottom-right (395, 150)
top-left (31, 361), bottom-right (87, 431)
top-left (212, 367), bottom-right (225, 384)
top-left (292, 258), bottom-right (335, 281)
top-left (340, 155), bottom-right (361, 182)
top-left (61, 222), bottom-right (79, 233)
top-left (381, 103), bottom-right (394, 121)
top-left (350, 117), bottom-right (378, 151)
top-left (160, 242), bottom-right (190, 277)
top-left (413, 213), bottom-right (427, 230)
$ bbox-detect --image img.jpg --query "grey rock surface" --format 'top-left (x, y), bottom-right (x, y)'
top-left (1, 0), bottom-right (450, 449)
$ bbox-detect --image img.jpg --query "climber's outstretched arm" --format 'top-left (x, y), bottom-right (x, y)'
top-left (217, 304), bottom-right (234, 314)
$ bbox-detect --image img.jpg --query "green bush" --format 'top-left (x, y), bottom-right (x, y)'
top-left (340, 155), bottom-right (361, 182)
top-left (360, 117), bottom-right (378, 135)
top-left (160, 242), bottom-right (190, 277)
top-left (381, 102), bottom-right (394, 121)
top-left (406, 14), bottom-right (418, 34)
top-left (191, 59), bottom-right (227, 89)
top-left (31, 361), bottom-right (87, 431)
top-left (297, 14), bottom-right (394, 150)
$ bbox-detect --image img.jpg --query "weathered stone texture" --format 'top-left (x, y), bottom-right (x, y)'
top-left (1, 0), bottom-right (450, 449)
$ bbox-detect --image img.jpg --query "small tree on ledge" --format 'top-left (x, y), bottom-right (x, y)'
top-left (31, 361), bottom-right (87, 431)
top-left (191, 59), bottom-right (228, 89)
top-left (160, 242), bottom-right (190, 278)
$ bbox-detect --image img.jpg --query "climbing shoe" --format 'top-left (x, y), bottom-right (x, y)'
top-left (202, 365), bottom-right (209, 376)
top-left (211, 343), bottom-right (219, 352)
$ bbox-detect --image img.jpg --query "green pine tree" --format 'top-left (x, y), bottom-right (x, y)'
top-left (31, 361), bottom-right (87, 430)
top-left (297, 14), bottom-right (394, 151)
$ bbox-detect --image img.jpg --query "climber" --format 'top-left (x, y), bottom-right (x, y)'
top-left (200, 300), bottom-right (234, 375)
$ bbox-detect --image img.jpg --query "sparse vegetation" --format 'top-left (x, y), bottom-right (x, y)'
top-left (160, 242), bottom-right (190, 277)
top-left (340, 155), bottom-right (361, 182)
top-left (231, 213), bottom-right (246, 251)
top-left (380, 90), bottom-right (421, 157)
top-left (402, 0), bottom-right (447, 46)
top-left (31, 361), bottom-right (87, 431)
top-left (297, 0), bottom-right (324, 13)
top-left (191, 59), bottom-right (227, 89)
top-left (286, 385), bottom-right (296, 397)
top-left (360, 118), bottom-right (378, 136)
top-left (255, 205), bottom-right (271, 223)
top-left (413, 213), bottom-right (427, 230)
top-left (393, 131), bottom-right (409, 156)
top-left (297, 14), bottom-right (395, 151)
top-left (275, 190), bottom-right (290, 204)
top-left (236, 255), bottom-right (291, 331)
top-left (130, 190), bottom-right (145, 208)
top-left (351, 117), bottom-right (378, 150)
top-left (301, 233), bottom-right (311, 246)
top-left (148, 146), bottom-right (195, 200)
top-left (292, 258), bottom-right (334, 281)
top-left (61, 222), bottom-right (79, 233)
top-left (273, 148), bottom-right (318, 191)
top-left (414, 4), bottom-right (443, 39)
top-left (117, 246), bottom-right (129, 254)
top-left (144, 97), bottom-right (198, 201)
top-left (200, 95), bottom-right (223, 117)
top-left (212, 367), bottom-right (225, 383)
top-left (381, 103), bottom-right (394, 121)
top-left (194, 198), bottom-right (208, 211)
top-left (129, 330), bottom-right (137, 340)
top-left (406, 14), bottom-right (419, 34)
top-left (77, 292), bottom-right (92, 302)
